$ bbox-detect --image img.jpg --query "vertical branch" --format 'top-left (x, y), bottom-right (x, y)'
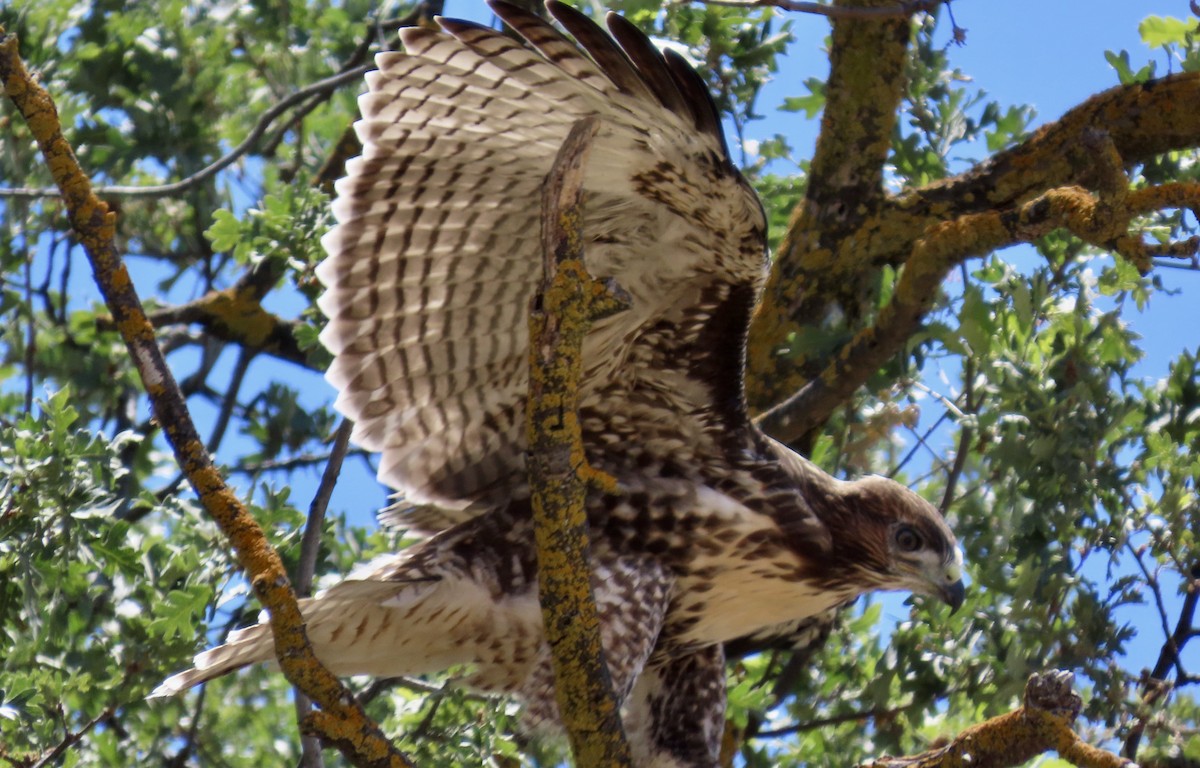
top-left (0, 28), bottom-right (410, 768)
top-left (526, 116), bottom-right (633, 768)
top-left (1123, 560), bottom-right (1200, 761)
top-left (747, 0), bottom-right (915, 414)
top-left (294, 418), bottom-right (354, 768)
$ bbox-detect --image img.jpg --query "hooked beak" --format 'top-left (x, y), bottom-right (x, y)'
top-left (940, 578), bottom-right (966, 614)
top-left (922, 546), bottom-right (965, 614)
top-left (938, 546), bottom-right (965, 613)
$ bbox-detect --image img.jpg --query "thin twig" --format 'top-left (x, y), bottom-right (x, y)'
top-left (1126, 540), bottom-right (1175, 656)
top-left (294, 419), bottom-right (353, 595)
top-left (207, 347), bottom-right (255, 454)
top-left (0, 65), bottom-right (371, 199)
top-left (28, 705), bottom-right (116, 768)
top-left (231, 448), bottom-right (371, 476)
top-left (940, 331), bottom-right (975, 513)
top-left (293, 418), bottom-right (353, 768)
top-left (1123, 562), bottom-right (1200, 760)
top-left (166, 667), bottom-right (211, 767)
top-left (697, 0), bottom-right (946, 20)
top-left (22, 220), bottom-right (34, 414)
top-left (889, 409), bottom-right (950, 479)
top-left (753, 703), bottom-right (912, 738)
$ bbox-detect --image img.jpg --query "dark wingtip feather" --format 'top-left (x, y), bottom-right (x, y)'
top-left (663, 48), bottom-right (732, 162)
top-left (490, 0), bottom-right (732, 165)
top-left (543, 0), bottom-right (655, 100)
top-left (436, 15), bottom-right (494, 37)
top-left (604, 12), bottom-right (693, 119)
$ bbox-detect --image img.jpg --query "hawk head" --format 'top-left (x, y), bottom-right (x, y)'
top-left (839, 475), bottom-right (965, 611)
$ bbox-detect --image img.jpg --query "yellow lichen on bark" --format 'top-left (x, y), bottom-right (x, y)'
top-left (747, 0), bottom-right (912, 413)
top-left (861, 672), bottom-right (1131, 768)
top-left (527, 262), bottom-right (633, 767)
top-left (753, 70), bottom-right (1200, 442)
top-left (527, 118), bottom-right (633, 768)
top-left (206, 283), bottom-right (283, 348)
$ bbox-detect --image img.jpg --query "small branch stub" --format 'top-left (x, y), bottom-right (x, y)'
top-left (527, 116), bottom-right (633, 768)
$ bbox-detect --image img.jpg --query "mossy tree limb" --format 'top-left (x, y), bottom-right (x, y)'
top-left (0, 27), bottom-right (411, 768)
top-left (758, 169), bottom-right (1200, 439)
top-left (527, 116), bottom-right (634, 768)
top-left (748, 0), bottom-right (914, 414)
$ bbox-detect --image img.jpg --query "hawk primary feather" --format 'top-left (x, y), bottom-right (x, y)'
top-left (156, 3), bottom-right (965, 766)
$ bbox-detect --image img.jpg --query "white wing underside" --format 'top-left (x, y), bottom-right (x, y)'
top-left (317, 9), bottom-right (766, 513)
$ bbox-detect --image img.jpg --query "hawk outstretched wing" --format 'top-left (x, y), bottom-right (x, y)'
top-left (317, 0), bottom-right (766, 515)
top-left (159, 5), bottom-right (965, 767)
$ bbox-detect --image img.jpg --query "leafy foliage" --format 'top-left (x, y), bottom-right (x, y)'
top-left (1, 0), bottom-right (1198, 766)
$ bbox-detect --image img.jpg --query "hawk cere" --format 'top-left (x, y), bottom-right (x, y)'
top-left (156, 1), bottom-right (965, 764)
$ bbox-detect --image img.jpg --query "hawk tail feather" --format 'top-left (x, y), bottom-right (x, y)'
top-left (149, 623), bottom-right (273, 698)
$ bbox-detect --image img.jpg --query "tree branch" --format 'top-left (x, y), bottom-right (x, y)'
top-left (0, 64), bottom-right (371, 199)
top-left (748, 0), bottom-right (916, 415)
top-left (21, 705), bottom-right (116, 768)
top-left (294, 419), bottom-right (354, 768)
top-left (0, 27), bottom-right (410, 768)
top-left (757, 144), bottom-right (1200, 442)
top-left (526, 116), bottom-right (634, 768)
top-left (748, 71), bottom-right (1200, 438)
top-left (99, 257), bottom-right (317, 370)
top-left (862, 671), bottom-right (1132, 768)
top-left (1123, 561), bottom-right (1200, 760)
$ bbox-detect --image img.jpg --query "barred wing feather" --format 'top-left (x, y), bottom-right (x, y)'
top-left (317, 0), bottom-right (766, 514)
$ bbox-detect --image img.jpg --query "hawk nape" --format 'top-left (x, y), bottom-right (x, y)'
top-left (155, 2), bottom-right (965, 766)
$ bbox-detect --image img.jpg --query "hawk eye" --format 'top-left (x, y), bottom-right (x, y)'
top-left (895, 525), bottom-right (923, 553)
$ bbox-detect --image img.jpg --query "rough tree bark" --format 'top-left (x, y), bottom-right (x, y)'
top-left (526, 117), bottom-right (635, 767)
top-left (747, 1), bottom-right (1200, 447)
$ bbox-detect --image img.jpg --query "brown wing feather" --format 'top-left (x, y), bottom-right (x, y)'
top-left (662, 48), bottom-right (730, 159)
top-left (603, 11), bottom-right (691, 118)
top-left (318, 0), bottom-right (766, 517)
top-left (541, 0), bottom-right (656, 101)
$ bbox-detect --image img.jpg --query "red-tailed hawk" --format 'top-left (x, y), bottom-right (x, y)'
top-left (156, 2), bottom-right (964, 765)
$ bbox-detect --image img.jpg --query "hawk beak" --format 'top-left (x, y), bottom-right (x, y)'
top-left (940, 578), bottom-right (966, 614)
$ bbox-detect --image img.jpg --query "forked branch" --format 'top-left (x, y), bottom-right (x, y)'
top-left (758, 132), bottom-right (1200, 442)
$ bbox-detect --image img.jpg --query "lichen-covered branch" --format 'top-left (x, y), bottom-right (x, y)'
top-left (749, 69), bottom-right (1200, 440)
top-left (0, 27), bottom-right (410, 768)
top-left (134, 260), bottom-right (315, 369)
top-left (526, 116), bottom-right (634, 768)
top-left (759, 164), bottom-right (1200, 440)
top-left (748, 0), bottom-right (914, 411)
top-left (862, 672), bottom-right (1132, 768)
